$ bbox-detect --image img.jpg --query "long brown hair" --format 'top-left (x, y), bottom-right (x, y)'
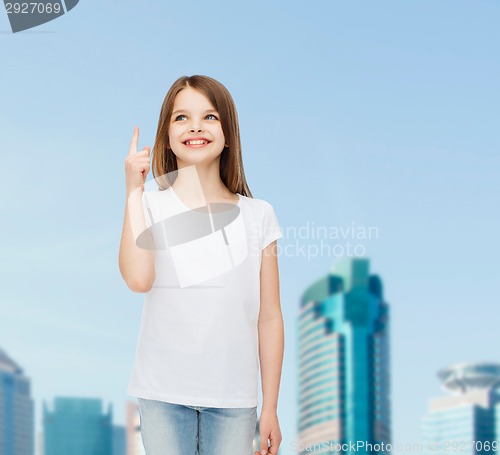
top-left (150, 75), bottom-right (253, 198)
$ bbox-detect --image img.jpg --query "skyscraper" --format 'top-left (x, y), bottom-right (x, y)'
top-left (296, 257), bottom-right (391, 454)
top-left (113, 425), bottom-right (126, 455)
top-left (421, 363), bottom-right (500, 455)
top-left (43, 397), bottom-right (113, 455)
top-left (0, 347), bottom-right (35, 455)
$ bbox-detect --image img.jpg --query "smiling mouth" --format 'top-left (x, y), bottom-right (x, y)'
top-left (183, 140), bottom-right (212, 146)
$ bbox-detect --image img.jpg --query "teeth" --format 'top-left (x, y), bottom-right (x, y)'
top-left (186, 140), bottom-right (208, 145)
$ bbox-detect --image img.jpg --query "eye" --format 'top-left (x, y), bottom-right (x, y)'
top-left (206, 114), bottom-right (218, 120)
top-left (174, 114), bottom-right (187, 121)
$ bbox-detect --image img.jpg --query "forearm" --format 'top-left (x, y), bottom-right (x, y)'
top-left (258, 316), bottom-right (284, 412)
top-left (119, 190), bottom-right (155, 292)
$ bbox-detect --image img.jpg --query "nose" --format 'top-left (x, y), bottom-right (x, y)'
top-left (189, 127), bottom-right (202, 133)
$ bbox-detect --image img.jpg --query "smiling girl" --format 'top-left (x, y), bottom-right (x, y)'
top-left (119, 75), bottom-right (284, 455)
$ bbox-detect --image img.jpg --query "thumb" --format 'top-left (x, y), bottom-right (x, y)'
top-left (259, 443), bottom-right (269, 455)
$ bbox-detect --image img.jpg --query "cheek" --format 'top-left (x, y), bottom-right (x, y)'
top-left (168, 126), bottom-right (182, 142)
top-left (167, 131), bottom-right (178, 150)
top-left (216, 127), bottom-right (225, 140)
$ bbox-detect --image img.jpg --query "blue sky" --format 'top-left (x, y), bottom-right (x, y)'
top-left (1, 1), bottom-right (499, 453)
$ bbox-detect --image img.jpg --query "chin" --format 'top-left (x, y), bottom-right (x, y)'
top-left (176, 154), bottom-right (218, 167)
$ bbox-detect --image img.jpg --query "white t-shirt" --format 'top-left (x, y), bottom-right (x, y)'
top-left (127, 186), bottom-right (283, 408)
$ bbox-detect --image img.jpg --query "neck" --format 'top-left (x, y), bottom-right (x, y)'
top-left (172, 160), bottom-right (230, 204)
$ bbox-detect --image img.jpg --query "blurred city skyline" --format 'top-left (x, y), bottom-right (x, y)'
top-left (3, 257), bottom-right (500, 454)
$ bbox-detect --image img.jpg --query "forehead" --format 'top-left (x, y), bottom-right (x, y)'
top-left (173, 87), bottom-right (215, 110)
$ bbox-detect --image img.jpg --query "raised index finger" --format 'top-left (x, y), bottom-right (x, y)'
top-left (128, 126), bottom-right (139, 156)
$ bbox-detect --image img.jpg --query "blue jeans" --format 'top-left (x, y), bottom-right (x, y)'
top-left (137, 397), bottom-right (258, 455)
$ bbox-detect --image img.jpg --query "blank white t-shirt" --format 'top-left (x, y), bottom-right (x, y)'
top-left (127, 186), bottom-right (283, 408)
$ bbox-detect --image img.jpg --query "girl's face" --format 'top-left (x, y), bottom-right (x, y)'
top-left (168, 87), bottom-right (226, 166)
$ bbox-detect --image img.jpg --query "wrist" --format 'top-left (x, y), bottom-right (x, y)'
top-left (126, 185), bottom-right (143, 200)
top-left (261, 403), bottom-right (278, 413)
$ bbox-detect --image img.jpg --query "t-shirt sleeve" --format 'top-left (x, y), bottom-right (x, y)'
top-left (260, 201), bottom-right (283, 251)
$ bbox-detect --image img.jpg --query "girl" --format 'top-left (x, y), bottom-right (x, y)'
top-left (119, 75), bottom-right (284, 455)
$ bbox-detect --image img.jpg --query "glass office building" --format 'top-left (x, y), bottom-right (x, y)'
top-left (112, 425), bottom-right (126, 455)
top-left (43, 397), bottom-right (113, 455)
top-left (0, 347), bottom-right (35, 455)
top-left (421, 363), bottom-right (500, 455)
top-left (296, 257), bottom-right (391, 454)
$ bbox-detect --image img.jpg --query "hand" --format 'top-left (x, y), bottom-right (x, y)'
top-left (255, 408), bottom-right (282, 455)
top-left (125, 126), bottom-right (151, 195)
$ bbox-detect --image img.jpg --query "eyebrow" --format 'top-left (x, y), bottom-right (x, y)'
top-left (171, 109), bottom-right (218, 116)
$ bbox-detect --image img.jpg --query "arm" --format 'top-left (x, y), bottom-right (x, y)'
top-left (118, 126), bottom-right (155, 293)
top-left (118, 188), bottom-right (156, 293)
top-left (256, 240), bottom-right (284, 455)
